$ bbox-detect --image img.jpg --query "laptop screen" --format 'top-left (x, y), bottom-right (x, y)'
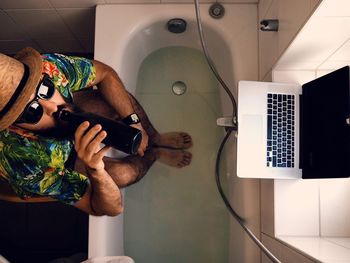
top-left (300, 66), bottom-right (350, 179)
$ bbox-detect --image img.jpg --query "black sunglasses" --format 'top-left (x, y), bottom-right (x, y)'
top-left (15, 74), bottom-right (56, 124)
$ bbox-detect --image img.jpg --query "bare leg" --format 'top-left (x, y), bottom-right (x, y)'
top-left (73, 89), bottom-right (192, 148)
top-left (74, 149), bottom-right (157, 188)
top-left (73, 89), bottom-right (160, 144)
top-left (153, 132), bottom-right (193, 149)
top-left (126, 92), bottom-right (160, 146)
top-left (103, 149), bottom-right (157, 188)
top-left (154, 148), bottom-right (192, 168)
top-left (73, 89), bottom-right (192, 187)
top-left (126, 94), bottom-right (193, 148)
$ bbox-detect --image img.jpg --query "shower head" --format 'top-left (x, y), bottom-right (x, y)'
top-left (167, 18), bottom-right (187, 33)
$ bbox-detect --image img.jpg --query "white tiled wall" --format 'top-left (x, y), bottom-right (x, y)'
top-left (274, 180), bottom-right (320, 237)
top-left (274, 0), bottom-right (350, 72)
top-left (258, 0), bottom-right (321, 80)
top-left (270, 1), bottom-right (350, 261)
top-left (272, 65), bottom-right (350, 262)
top-left (277, 236), bottom-right (350, 262)
top-left (272, 175), bottom-right (350, 262)
top-left (275, 17), bottom-right (350, 71)
top-left (318, 38), bottom-right (350, 70)
top-left (320, 179), bottom-right (350, 237)
top-left (261, 234), bottom-right (316, 263)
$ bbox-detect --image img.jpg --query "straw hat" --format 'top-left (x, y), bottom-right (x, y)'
top-left (0, 47), bottom-right (42, 131)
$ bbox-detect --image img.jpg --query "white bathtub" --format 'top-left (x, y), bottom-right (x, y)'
top-left (91, 3), bottom-right (259, 262)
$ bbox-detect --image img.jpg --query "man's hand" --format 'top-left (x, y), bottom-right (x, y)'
top-left (73, 121), bottom-right (123, 216)
top-left (131, 123), bottom-right (148, 156)
top-left (74, 121), bottom-right (111, 171)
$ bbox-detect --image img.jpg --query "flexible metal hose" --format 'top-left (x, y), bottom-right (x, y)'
top-left (193, 2), bottom-right (237, 126)
top-left (193, 2), bottom-right (282, 263)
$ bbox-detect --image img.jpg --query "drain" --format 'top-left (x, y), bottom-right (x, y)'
top-left (172, 81), bottom-right (187, 95)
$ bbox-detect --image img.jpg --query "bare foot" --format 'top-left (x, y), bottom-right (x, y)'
top-left (155, 148), bottom-right (192, 168)
top-left (155, 132), bottom-right (193, 149)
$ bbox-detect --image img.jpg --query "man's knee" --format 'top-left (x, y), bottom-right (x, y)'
top-left (112, 163), bottom-right (139, 187)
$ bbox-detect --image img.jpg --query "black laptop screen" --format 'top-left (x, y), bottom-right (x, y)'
top-left (300, 66), bottom-right (350, 179)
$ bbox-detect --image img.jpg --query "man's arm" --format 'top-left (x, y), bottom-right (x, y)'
top-left (73, 121), bottom-right (123, 216)
top-left (90, 60), bottom-right (135, 122)
top-left (0, 173), bottom-right (121, 216)
top-left (74, 168), bottom-right (123, 216)
top-left (0, 179), bottom-right (55, 203)
top-left (88, 60), bottom-right (149, 156)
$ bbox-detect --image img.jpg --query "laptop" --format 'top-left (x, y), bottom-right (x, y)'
top-left (237, 66), bottom-right (350, 179)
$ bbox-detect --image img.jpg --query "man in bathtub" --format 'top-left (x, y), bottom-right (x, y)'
top-left (0, 47), bottom-right (192, 216)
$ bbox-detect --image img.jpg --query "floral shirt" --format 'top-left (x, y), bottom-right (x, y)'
top-left (0, 53), bottom-right (96, 204)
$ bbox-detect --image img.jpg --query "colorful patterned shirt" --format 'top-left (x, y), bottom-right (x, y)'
top-left (0, 53), bottom-right (96, 204)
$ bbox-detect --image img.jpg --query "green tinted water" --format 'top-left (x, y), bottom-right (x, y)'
top-left (124, 46), bottom-right (229, 263)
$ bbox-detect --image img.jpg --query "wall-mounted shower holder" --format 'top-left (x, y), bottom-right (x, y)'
top-left (260, 19), bottom-right (279, 32)
top-left (216, 117), bottom-right (235, 127)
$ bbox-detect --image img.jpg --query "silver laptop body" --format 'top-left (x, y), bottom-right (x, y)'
top-left (237, 81), bottom-right (302, 179)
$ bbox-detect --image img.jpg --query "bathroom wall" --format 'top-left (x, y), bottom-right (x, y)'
top-left (267, 0), bottom-right (350, 261)
top-left (258, 0), bottom-right (321, 262)
top-left (258, 0), bottom-right (321, 81)
top-left (261, 180), bottom-right (318, 262)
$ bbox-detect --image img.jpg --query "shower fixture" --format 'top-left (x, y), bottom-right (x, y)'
top-left (260, 19), bottom-right (279, 31)
top-left (209, 3), bottom-right (225, 19)
top-left (167, 18), bottom-right (187, 33)
top-left (194, 0), bottom-right (281, 262)
top-left (216, 117), bottom-right (235, 128)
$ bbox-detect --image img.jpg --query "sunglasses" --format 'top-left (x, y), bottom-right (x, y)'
top-left (15, 74), bottom-right (56, 124)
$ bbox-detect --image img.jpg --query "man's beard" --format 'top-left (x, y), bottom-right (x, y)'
top-left (36, 103), bottom-right (83, 140)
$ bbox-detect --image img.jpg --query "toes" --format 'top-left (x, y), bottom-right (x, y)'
top-left (157, 147), bottom-right (192, 168)
top-left (157, 132), bottom-right (192, 149)
top-left (177, 151), bottom-right (192, 167)
top-left (180, 132), bottom-right (193, 148)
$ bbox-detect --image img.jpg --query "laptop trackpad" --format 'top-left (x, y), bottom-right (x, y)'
top-left (239, 115), bottom-right (264, 173)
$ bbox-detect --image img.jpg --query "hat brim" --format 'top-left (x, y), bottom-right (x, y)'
top-left (0, 47), bottom-right (42, 130)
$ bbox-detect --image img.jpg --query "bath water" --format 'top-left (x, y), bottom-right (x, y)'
top-left (124, 46), bottom-right (229, 263)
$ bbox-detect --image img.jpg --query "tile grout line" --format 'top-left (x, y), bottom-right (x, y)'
top-left (47, 0), bottom-right (86, 52)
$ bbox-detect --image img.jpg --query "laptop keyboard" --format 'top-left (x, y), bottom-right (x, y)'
top-left (266, 93), bottom-right (295, 168)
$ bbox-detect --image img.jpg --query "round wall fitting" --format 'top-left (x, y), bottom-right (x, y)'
top-left (209, 3), bottom-right (225, 19)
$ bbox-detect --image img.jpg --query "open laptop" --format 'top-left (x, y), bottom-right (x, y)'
top-left (237, 66), bottom-right (350, 179)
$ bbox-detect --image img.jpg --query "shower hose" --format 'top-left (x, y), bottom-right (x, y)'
top-left (193, 2), bottom-right (282, 263)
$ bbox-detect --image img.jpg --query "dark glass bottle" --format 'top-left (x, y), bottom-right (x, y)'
top-left (58, 110), bottom-right (142, 155)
